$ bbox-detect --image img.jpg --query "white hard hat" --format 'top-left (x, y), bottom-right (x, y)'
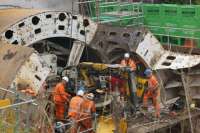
top-left (124, 53), bottom-right (130, 58)
top-left (86, 93), bottom-right (94, 100)
top-left (190, 103), bottom-right (196, 108)
top-left (62, 76), bottom-right (69, 82)
top-left (77, 90), bottom-right (84, 96)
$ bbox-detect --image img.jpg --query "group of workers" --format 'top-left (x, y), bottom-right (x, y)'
top-left (52, 52), bottom-right (160, 132)
top-left (120, 53), bottom-right (160, 118)
top-left (53, 77), bottom-right (96, 133)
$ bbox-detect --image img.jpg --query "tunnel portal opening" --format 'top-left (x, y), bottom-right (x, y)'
top-left (31, 37), bottom-right (103, 68)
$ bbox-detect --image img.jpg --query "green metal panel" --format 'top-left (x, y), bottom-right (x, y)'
top-left (89, 2), bottom-right (200, 47)
top-left (91, 0), bottom-right (143, 26)
top-left (143, 4), bottom-right (161, 26)
top-left (143, 4), bottom-right (200, 40)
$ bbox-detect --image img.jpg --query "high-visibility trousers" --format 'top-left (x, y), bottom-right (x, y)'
top-left (70, 118), bottom-right (80, 133)
top-left (80, 116), bottom-right (94, 133)
top-left (143, 89), bottom-right (160, 117)
top-left (55, 102), bottom-right (65, 120)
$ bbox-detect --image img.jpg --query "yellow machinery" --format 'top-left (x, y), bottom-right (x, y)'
top-left (70, 62), bottom-right (147, 133)
top-left (97, 116), bottom-right (127, 133)
top-left (75, 62), bottom-right (129, 133)
top-left (0, 99), bottom-right (11, 107)
top-left (97, 116), bottom-right (115, 133)
top-left (0, 99), bottom-right (15, 133)
top-left (62, 62), bottom-right (148, 133)
top-left (136, 77), bottom-right (147, 98)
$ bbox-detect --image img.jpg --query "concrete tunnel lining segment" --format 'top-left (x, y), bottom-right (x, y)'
top-left (1, 9), bottom-right (200, 132)
top-left (1, 8), bottom-right (200, 71)
top-left (0, 9), bottom-right (145, 66)
top-left (1, 8), bottom-right (200, 74)
top-left (0, 9), bottom-right (97, 47)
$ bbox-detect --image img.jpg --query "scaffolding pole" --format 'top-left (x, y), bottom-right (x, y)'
top-left (181, 70), bottom-right (194, 133)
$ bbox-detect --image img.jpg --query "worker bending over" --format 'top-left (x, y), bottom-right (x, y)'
top-left (68, 90), bottom-right (85, 133)
top-left (80, 93), bottom-right (96, 133)
top-left (143, 69), bottom-right (160, 118)
top-left (53, 76), bottom-right (71, 121)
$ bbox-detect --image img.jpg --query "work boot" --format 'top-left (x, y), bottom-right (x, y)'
top-left (152, 115), bottom-right (161, 121)
top-left (153, 113), bottom-right (161, 121)
top-left (142, 106), bottom-right (148, 111)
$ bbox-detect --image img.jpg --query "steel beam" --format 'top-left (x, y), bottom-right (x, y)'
top-left (67, 41), bottom-right (85, 66)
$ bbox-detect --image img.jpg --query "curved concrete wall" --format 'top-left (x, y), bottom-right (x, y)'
top-left (0, 0), bottom-right (78, 12)
top-left (0, 9), bottom-right (97, 46)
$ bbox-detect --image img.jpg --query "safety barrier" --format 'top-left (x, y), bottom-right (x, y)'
top-left (0, 99), bottom-right (40, 133)
top-left (77, 0), bottom-right (144, 26)
top-left (54, 115), bottom-right (98, 133)
top-left (0, 87), bottom-right (53, 133)
top-left (87, 1), bottom-right (200, 47)
top-left (143, 4), bottom-right (200, 46)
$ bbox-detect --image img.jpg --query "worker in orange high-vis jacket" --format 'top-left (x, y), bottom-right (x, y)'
top-left (143, 69), bottom-right (160, 118)
top-left (53, 76), bottom-right (71, 121)
top-left (121, 53), bottom-right (136, 71)
top-left (80, 93), bottom-right (96, 133)
top-left (68, 90), bottom-right (85, 133)
top-left (121, 52), bottom-right (138, 109)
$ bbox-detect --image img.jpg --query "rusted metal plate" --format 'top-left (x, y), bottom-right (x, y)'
top-left (0, 42), bottom-right (34, 89)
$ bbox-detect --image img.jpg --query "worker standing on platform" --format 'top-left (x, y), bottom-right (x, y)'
top-left (68, 90), bottom-right (85, 133)
top-left (53, 77), bottom-right (71, 121)
top-left (80, 93), bottom-right (96, 133)
top-left (121, 53), bottom-right (137, 72)
top-left (121, 52), bottom-right (138, 109)
top-left (143, 69), bottom-right (160, 118)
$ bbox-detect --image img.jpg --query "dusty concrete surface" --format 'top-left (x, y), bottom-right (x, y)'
top-left (0, 42), bottom-right (34, 89)
top-left (0, 8), bottom-right (45, 33)
top-left (0, 0), bottom-right (78, 12)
